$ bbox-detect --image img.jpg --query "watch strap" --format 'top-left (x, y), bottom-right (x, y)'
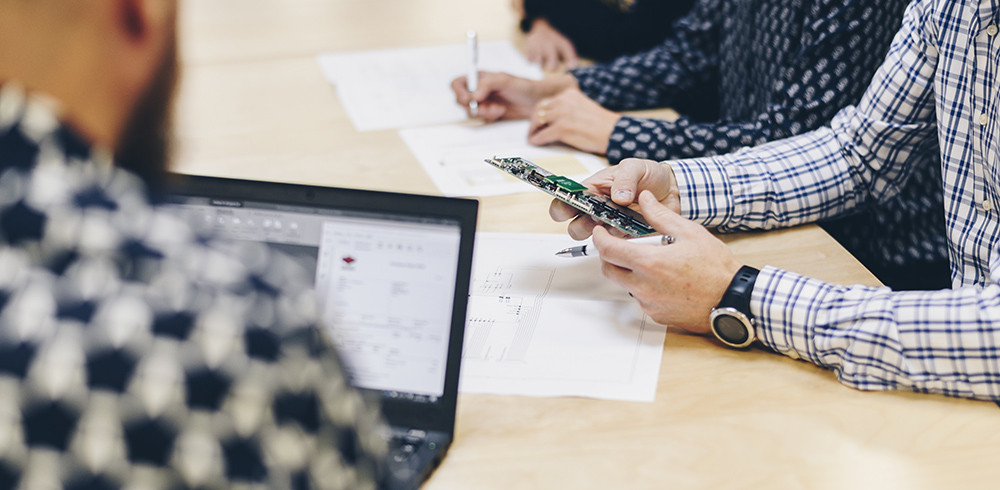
top-left (717, 265), bottom-right (760, 316)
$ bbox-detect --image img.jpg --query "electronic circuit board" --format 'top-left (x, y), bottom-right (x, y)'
top-left (485, 156), bottom-right (655, 237)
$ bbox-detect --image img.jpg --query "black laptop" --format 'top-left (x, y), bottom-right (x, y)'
top-left (163, 175), bottom-right (478, 489)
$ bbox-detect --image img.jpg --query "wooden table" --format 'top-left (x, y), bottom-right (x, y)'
top-left (174, 1), bottom-right (1000, 488)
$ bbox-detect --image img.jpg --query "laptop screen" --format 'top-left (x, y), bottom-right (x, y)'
top-left (162, 175), bottom-right (477, 432)
top-left (167, 196), bottom-right (460, 401)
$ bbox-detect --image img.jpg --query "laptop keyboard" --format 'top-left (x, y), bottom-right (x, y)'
top-left (386, 429), bottom-right (436, 482)
top-left (390, 430), bottom-right (432, 462)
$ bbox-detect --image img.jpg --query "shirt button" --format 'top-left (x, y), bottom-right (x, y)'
top-left (988, 24), bottom-right (999, 36)
top-left (979, 113), bottom-right (989, 125)
top-left (984, 200), bottom-right (994, 211)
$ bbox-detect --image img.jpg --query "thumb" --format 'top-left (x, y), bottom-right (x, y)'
top-left (471, 72), bottom-right (504, 101)
top-left (637, 190), bottom-right (688, 237)
top-left (607, 159), bottom-right (649, 206)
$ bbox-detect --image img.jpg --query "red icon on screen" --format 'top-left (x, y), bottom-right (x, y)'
top-left (342, 256), bottom-right (356, 265)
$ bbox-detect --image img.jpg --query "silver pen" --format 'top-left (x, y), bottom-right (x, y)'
top-left (466, 30), bottom-right (479, 116)
top-left (556, 234), bottom-right (675, 258)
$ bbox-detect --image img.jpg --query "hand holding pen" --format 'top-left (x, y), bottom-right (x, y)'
top-left (450, 53), bottom-right (577, 122)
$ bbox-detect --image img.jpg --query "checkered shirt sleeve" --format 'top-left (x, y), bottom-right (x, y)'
top-left (0, 86), bottom-right (387, 488)
top-left (670, 0), bottom-right (1000, 400)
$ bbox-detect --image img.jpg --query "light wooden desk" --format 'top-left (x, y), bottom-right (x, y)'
top-left (174, 1), bottom-right (1000, 488)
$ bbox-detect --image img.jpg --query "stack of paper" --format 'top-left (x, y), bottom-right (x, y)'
top-left (318, 41), bottom-right (542, 132)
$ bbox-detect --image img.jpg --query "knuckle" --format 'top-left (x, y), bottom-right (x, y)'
top-left (631, 254), bottom-right (655, 272)
top-left (600, 261), bottom-right (618, 280)
top-left (631, 282), bottom-right (653, 299)
top-left (567, 225), bottom-right (586, 240)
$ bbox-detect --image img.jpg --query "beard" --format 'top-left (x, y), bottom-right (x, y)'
top-left (113, 33), bottom-right (178, 198)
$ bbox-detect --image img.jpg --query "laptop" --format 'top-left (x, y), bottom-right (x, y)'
top-left (162, 174), bottom-right (478, 489)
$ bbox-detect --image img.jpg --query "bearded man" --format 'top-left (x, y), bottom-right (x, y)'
top-left (0, 1), bottom-right (386, 488)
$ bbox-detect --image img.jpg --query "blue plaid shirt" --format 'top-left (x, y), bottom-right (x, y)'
top-left (671, 0), bottom-right (1000, 400)
top-left (571, 0), bottom-right (950, 290)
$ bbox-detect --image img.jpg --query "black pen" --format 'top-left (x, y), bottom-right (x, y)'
top-left (555, 234), bottom-right (675, 258)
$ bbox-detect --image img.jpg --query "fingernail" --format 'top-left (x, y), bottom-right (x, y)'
top-left (614, 189), bottom-right (633, 202)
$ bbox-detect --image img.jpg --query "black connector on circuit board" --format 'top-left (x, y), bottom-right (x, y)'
top-left (485, 156), bottom-right (656, 237)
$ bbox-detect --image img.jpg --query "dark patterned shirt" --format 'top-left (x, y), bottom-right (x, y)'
top-left (0, 84), bottom-right (386, 489)
top-left (571, 0), bottom-right (949, 290)
top-left (521, 0), bottom-right (695, 61)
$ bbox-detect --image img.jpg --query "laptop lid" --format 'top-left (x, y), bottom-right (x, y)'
top-left (162, 174), bottom-right (477, 438)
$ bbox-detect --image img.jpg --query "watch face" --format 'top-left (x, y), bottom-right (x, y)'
top-left (713, 314), bottom-right (749, 344)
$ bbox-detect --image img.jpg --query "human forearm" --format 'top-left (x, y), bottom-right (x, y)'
top-left (753, 267), bottom-right (1000, 401)
top-left (669, 122), bottom-right (868, 230)
top-left (668, 90), bottom-right (943, 231)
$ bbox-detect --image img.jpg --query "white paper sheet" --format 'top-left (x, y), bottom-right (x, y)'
top-left (399, 120), bottom-right (607, 197)
top-left (460, 233), bottom-right (668, 402)
top-left (317, 41), bottom-right (543, 131)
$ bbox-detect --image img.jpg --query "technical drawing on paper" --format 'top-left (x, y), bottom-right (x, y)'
top-left (464, 266), bottom-right (553, 362)
top-left (460, 233), bottom-right (668, 402)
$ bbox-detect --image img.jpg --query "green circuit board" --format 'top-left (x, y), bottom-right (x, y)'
top-left (485, 156), bottom-right (655, 237)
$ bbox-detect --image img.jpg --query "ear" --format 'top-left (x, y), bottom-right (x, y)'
top-left (114, 0), bottom-right (174, 46)
top-left (116, 0), bottom-right (149, 43)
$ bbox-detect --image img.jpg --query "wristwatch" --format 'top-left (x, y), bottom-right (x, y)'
top-left (709, 266), bottom-right (760, 349)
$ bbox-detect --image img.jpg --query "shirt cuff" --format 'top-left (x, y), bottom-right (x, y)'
top-left (668, 157), bottom-right (734, 227)
top-left (750, 266), bottom-right (819, 361)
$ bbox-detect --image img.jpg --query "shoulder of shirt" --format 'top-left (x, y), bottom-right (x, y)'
top-left (0, 88), bottom-right (316, 335)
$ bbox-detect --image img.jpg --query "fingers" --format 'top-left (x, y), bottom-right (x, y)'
top-left (636, 190), bottom-right (688, 237)
top-left (592, 196), bottom-right (684, 271)
top-left (591, 226), bottom-right (636, 271)
top-left (526, 43), bottom-right (542, 65)
top-left (578, 165), bottom-right (623, 193)
top-left (527, 97), bottom-right (552, 136)
top-left (524, 19), bottom-right (577, 71)
top-left (548, 199), bottom-right (578, 222)
top-left (541, 44), bottom-right (560, 71)
top-left (528, 124), bottom-right (561, 147)
top-left (526, 96), bottom-right (565, 147)
top-left (527, 97), bottom-right (568, 147)
top-left (470, 73), bottom-right (506, 103)
top-left (451, 76), bottom-right (472, 106)
top-left (549, 191), bottom-right (604, 240)
top-left (608, 159), bottom-right (661, 206)
top-left (566, 215), bottom-right (602, 240)
top-left (549, 192), bottom-right (601, 240)
top-left (600, 254), bottom-right (634, 291)
top-left (556, 39), bottom-right (578, 69)
top-left (453, 74), bottom-right (498, 120)
top-left (452, 72), bottom-right (512, 121)
top-left (477, 102), bottom-right (507, 122)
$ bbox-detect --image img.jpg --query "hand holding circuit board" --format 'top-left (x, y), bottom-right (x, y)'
top-left (485, 156), bottom-right (656, 237)
top-left (489, 156), bottom-right (748, 336)
top-left (486, 157), bottom-right (656, 237)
